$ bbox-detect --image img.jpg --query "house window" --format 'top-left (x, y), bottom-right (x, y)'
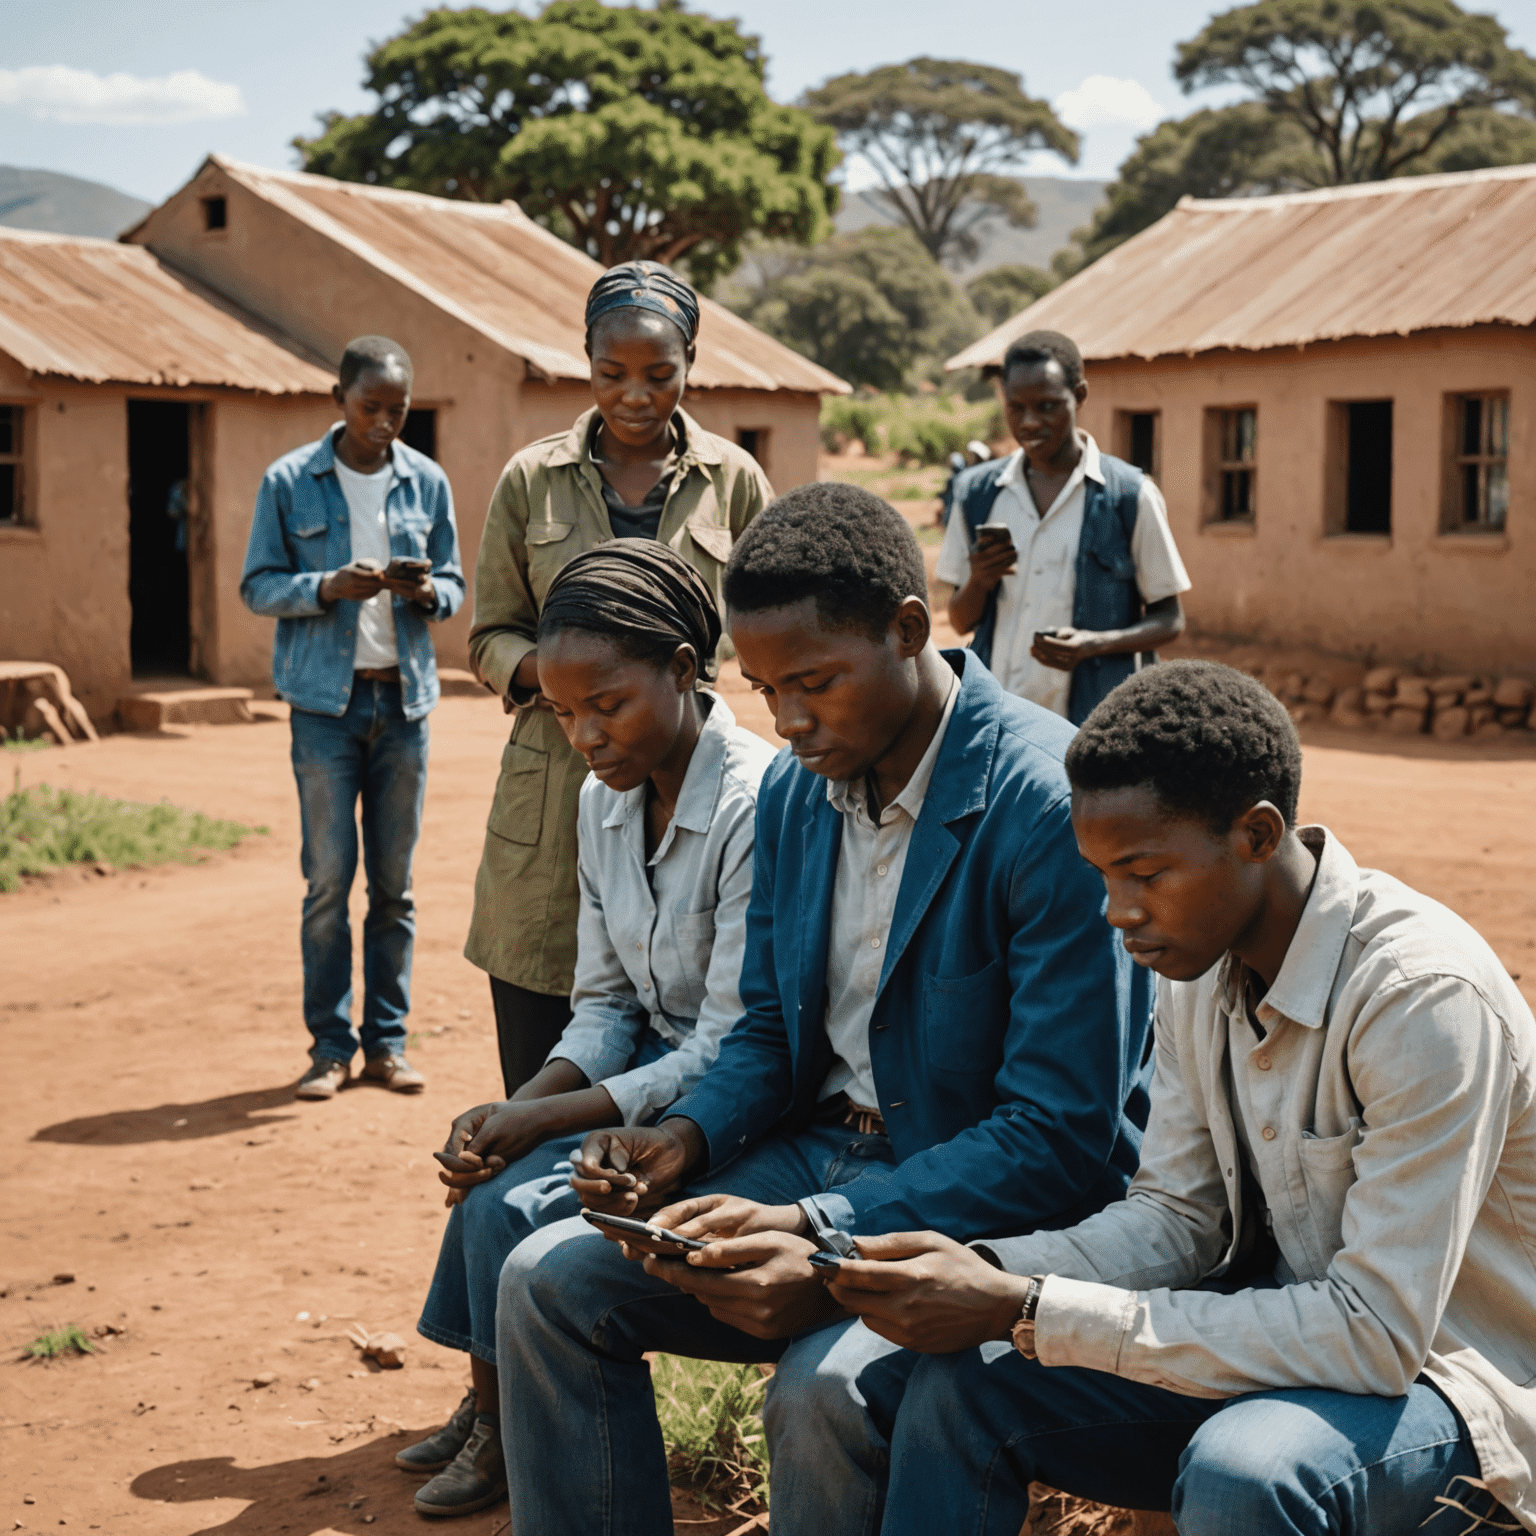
top-left (736, 427), bottom-right (770, 473)
top-left (1447, 392), bottom-right (1509, 531)
top-left (1115, 410), bottom-right (1160, 479)
top-left (201, 196), bottom-right (227, 232)
top-left (401, 408), bottom-right (437, 461)
top-left (1206, 406), bottom-right (1257, 522)
top-left (0, 405), bottom-right (25, 524)
top-left (1326, 399), bottom-right (1393, 535)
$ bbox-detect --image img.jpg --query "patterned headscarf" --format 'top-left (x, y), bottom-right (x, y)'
top-left (584, 260), bottom-right (700, 348)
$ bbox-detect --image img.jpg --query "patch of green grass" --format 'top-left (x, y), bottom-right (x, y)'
top-left (0, 782), bottom-right (265, 893)
top-left (2, 728), bottom-right (53, 754)
top-left (653, 1354), bottom-right (770, 1512)
top-left (25, 1324), bottom-right (95, 1359)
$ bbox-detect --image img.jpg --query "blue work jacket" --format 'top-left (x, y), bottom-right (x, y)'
top-left (239, 429), bottom-right (465, 720)
top-left (665, 650), bottom-right (1154, 1242)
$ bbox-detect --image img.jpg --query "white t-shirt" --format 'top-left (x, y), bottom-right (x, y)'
top-left (332, 456), bottom-right (398, 671)
top-left (935, 433), bottom-right (1190, 717)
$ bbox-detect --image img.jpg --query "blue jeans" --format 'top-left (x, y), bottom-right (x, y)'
top-left (289, 679), bottom-right (428, 1063)
top-left (874, 1344), bottom-right (1491, 1536)
top-left (417, 1034), bottom-right (672, 1362)
top-left (496, 1118), bottom-right (898, 1536)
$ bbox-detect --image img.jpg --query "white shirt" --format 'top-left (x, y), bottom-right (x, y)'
top-left (333, 456), bottom-right (398, 671)
top-left (982, 829), bottom-right (1536, 1530)
top-left (819, 670), bottom-right (961, 1109)
top-left (935, 433), bottom-right (1190, 717)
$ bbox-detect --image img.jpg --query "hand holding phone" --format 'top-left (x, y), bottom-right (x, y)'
top-left (582, 1209), bottom-right (710, 1255)
top-left (385, 555), bottom-right (432, 581)
top-left (972, 521), bottom-right (1015, 554)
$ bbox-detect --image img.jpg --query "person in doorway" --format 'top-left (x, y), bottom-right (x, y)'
top-left (936, 330), bottom-right (1190, 724)
top-left (396, 541), bottom-right (775, 1518)
top-left (819, 661), bottom-right (1536, 1536)
top-left (465, 262), bottom-right (772, 1099)
top-left (241, 336), bottom-right (464, 1100)
top-left (492, 483), bottom-right (1154, 1536)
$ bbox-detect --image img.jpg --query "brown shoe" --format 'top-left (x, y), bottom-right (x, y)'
top-left (296, 1057), bottom-right (351, 1100)
top-left (359, 1054), bottom-right (425, 1093)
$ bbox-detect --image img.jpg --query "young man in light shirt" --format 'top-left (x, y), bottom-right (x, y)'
top-left (819, 661), bottom-right (1536, 1536)
top-left (937, 330), bottom-right (1190, 724)
top-left (241, 337), bottom-right (464, 1100)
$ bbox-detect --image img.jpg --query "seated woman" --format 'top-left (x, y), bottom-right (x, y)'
top-left (400, 541), bottom-right (776, 1518)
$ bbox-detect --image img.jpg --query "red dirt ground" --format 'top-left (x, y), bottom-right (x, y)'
top-left (3, 659), bottom-right (1534, 1536)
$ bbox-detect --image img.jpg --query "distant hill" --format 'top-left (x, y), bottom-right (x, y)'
top-left (0, 166), bottom-right (152, 240)
top-left (834, 175), bottom-right (1109, 278)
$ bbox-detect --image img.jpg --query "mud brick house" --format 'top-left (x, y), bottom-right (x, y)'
top-left (948, 163), bottom-right (1536, 675)
top-left (0, 156), bottom-right (845, 718)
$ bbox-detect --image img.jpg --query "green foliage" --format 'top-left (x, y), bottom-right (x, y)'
top-left (965, 263), bottom-right (1057, 327)
top-left (294, 1), bottom-right (839, 287)
top-left (0, 784), bottom-right (261, 893)
top-left (1175, 0), bottom-right (1536, 185)
top-left (652, 1355), bottom-right (769, 1510)
top-left (819, 392), bottom-right (1002, 464)
top-left (26, 1325), bottom-right (94, 1359)
top-left (2, 728), bottom-right (53, 754)
top-left (804, 58), bottom-right (1078, 263)
top-left (729, 227), bottom-right (981, 391)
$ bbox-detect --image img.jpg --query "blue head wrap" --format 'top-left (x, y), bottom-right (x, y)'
top-left (584, 260), bottom-right (700, 348)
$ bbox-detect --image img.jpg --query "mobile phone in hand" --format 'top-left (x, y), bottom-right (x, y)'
top-left (385, 555), bottom-right (432, 581)
top-left (807, 1251), bottom-right (845, 1271)
top-left (581, 1209), bottom-right (709, 1253)
top-left (972, 522), bottom-right (1014, 555)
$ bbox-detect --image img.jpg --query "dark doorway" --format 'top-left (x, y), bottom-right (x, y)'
top-left (401, 408), bottom-right (437, 460)
top-left (1345, 400), bottom-right (1392, 534)
top-left (128, 400), bottom-right (191, 675)
top-left (1127, 412), bottom-right (1158, 476)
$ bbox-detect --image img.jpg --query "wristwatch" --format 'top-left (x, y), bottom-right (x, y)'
top-left (1010, 1275), bottom-right (1045, 1360)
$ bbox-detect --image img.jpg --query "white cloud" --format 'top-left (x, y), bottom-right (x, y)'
top-left (1053, 75), bottom-right (1166, 134)
top-left (0, 65), bottom-right (245, 126)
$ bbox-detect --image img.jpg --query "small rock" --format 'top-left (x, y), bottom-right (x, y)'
top-left (1496, 706), bottom-right (1530, 727)
top-left (1492, 676), bottom-right (1533, 710)
top-left (1385, 707), bottom-right (1425, 736)
top-left (253, 1371), bottom-right (278, 1388)
top-left (1428, 674), bottom-right (1472, 699)
top-left (52, 1273), bottom-right (75, 1286)
top-left (1363, 665), bottom-right (1399, 693)
top-left (295, 1312), bottom-right (310, 1322)
top-left (1432, 706), bottom-right (1470, 741)
top-left (458, 1009), bottom-right (471, 1019)
top-left (300, 1378), bottom-right (320, 1392)
top-left (24, 1497), bottom-right (35, 1505)
top-left (1468, 703), bottom-right (1497, 730)
top-left (1362, 690), bottom-right (1393, 714)
top-left (1394, 677), bottom-right (1431, 708)
top-left (92, 863), bottom-right (112, 877)
top-left (1300, 676), bottom-right (1335, 705)
top-left (172, 1119), bottom-right (188, 1128)
top-left (1463, 683), bottom-right (1494, 709)
top-left (1475, 720), bottom-right (1506, 741)
top-left (362, 1518), bottom-right (377, 1526)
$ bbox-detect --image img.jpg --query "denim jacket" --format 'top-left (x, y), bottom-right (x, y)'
top-left (239, 429), bottom-right (465, 720)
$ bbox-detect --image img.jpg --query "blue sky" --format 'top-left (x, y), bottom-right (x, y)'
top-left (3, 0), bottom-right (1535, 204)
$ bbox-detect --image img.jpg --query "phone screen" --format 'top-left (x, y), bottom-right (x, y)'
top-left (581, 1210), bottom-right (708, 1252)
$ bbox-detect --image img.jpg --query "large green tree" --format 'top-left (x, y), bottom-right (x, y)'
top-left (965, 262), bottom-right (1057, 327)
top-left (726, 228), bottom-right (982, 392)
top-left (295, 1), bottom-right (838, 286)
top-left (1060, 0), bottom-right (1536, 272)
top-left (803, 59), bottom-right (1078, 264)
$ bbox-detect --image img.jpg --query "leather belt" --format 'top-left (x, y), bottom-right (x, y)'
top-left (355, 666), bottom-right (401, 684)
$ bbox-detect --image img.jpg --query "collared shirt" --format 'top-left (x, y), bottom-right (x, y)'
top-left (819, 671), bottom-right (961, 1108)
top-left (934, 433), bottom-right (1189, 716)
top-left (548, 695), bottom-right (777, 1126)
top-left (983, 828), bottom-right (1536, 1530)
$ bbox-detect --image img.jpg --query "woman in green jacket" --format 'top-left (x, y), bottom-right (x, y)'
top-left (465, 262), bottom-right (773, 1095)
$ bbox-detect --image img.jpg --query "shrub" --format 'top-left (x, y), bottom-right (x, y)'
top-left (26, 1325), bottom-right (95, 1359)
top-left (820, 396), bottom-right (885, 455)
top-left (653, 1354), bottom-right (770, 1511)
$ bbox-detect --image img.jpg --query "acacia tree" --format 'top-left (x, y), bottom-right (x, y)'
top-left (1176, 0), bottom-right (1536, 184)
top-left (295, 1), bottom-right (838, 286)
top-left (803, 59), bottom-right (1078, 265)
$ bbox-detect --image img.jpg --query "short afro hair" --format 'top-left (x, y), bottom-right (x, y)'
top-left (339, 335), bottom-right (413, 392)
top-left (1002, 329), bottom-right (1084, 391)
top-left (1065, 661), bottom-right (1302, 832)
top-left (723, 482), bottom-right (928, 641)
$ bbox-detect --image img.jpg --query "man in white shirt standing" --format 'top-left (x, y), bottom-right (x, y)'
top-left (241, 337), bottom-right (464, 1100)
top-left (936, 330), bottom-right (1190, 723)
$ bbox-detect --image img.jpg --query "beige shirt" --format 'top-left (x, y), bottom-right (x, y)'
top-left (935, 434), bottom-right (1189, 716)
top-left (463, 406), bottom-right (772, 993)
top-left (820, 671), bottom-right (960, 1109)
top-left (984, 829), bottom-right (1536, 1529)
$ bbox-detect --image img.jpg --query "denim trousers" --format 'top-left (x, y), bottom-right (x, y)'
top-left (496, 1118), bottom-right (898, 1536)
top-left (416, 1034), bottom-right (671, 1362)
top-left (868, 1343), bottom-right (1490, 1536)
top-left (289, 679), bottom-right (428, 1062)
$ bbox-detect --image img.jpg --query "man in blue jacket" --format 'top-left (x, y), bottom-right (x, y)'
top-left (240, 336), bottom-right (464, 1100)
top-left (491, 483), bottom-right (1152, 1536)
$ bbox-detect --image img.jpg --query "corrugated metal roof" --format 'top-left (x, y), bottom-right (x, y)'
top-left (948, 162), bottom-right (1536, 371)
top-left (0, 226), bottom-right (333, 393)
top-left (211, 157), bottom-right (850, 395)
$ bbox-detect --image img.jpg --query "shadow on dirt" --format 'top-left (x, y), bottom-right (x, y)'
top-left (32, 1084), bottom-right (301, 1145)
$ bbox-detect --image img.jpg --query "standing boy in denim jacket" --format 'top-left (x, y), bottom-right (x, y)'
top-left (241, 337), bottom-right (464, 1099)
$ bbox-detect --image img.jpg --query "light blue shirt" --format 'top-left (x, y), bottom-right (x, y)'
top-left (549, 694), bottom-right (776, 1125)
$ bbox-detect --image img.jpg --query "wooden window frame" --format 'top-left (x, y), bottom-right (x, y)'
top-left (1203, 405), bottom-right (1257, 525)
top-left (1441, 391), bottom-right (1510, 533)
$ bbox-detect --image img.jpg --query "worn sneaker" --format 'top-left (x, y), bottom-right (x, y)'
top-left (296, 1057), bottom-right (351, 1100)
top-left (413, 1417), bottom-right (506, 1517)
top-left (359, 1053), bottom-right (426, 1093)
top-left (396, 1388), bottom-right (478, 1474)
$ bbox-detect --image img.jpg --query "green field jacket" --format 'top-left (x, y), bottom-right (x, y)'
top-left (464, 405), bottom-right (773, 993)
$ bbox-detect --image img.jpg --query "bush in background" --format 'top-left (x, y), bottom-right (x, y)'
top-left (821, 391), bottom-right (1003, 463)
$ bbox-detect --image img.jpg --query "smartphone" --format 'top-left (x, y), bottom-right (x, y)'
top-left (807, 1251), bottom-right (845, 1271)
top-left (581, 1209), bottom-right (709, 1253)
top-left (385, 555), bottom-right (432, 580)
top-left (972, 521), bottom-right (1014, 554)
